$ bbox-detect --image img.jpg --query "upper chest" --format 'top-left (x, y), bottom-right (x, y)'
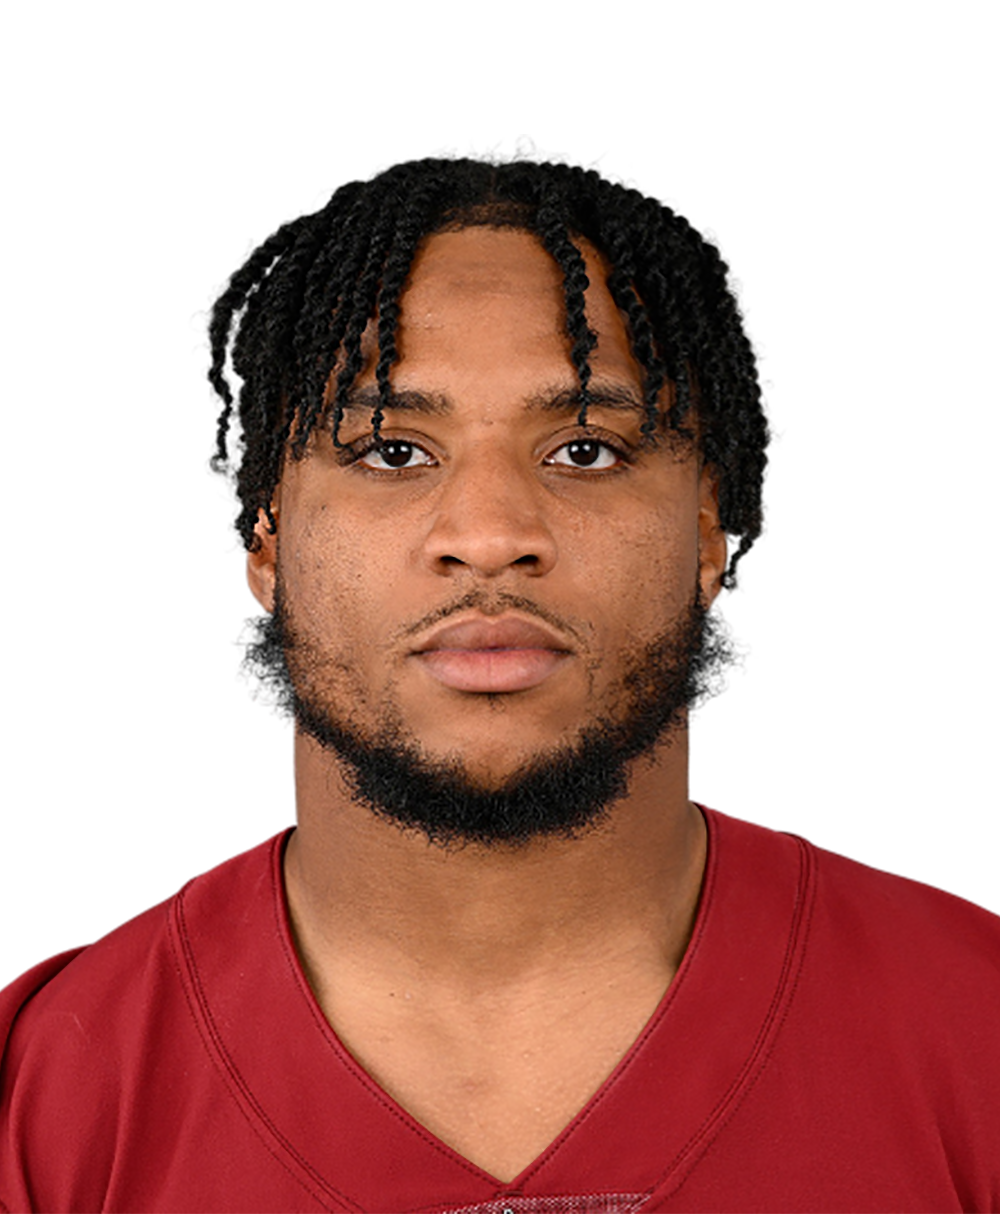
top-left (313, 961), bottom-right (674, 1180)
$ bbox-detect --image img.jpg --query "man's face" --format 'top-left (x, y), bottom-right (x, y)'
top-left (248, 227), bottom-right (727, 837)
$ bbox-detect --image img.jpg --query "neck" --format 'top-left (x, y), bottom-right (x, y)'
top-left (284, 728), bottom-right (706, 996)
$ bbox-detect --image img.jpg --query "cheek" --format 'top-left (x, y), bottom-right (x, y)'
top-left (279, 504), bottom-right (417, 658)
top-left (573, 498), bottom-right (700, 622)
top-left (637, 501), bottom-right (697, 565)
top-left (280, 510), bottom-right (371, 637)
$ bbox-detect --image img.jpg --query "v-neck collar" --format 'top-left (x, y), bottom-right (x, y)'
top-left (169, 809), bottom-right (813, 1212)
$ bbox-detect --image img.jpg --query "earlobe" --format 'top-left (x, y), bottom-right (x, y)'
top-left (247, 506), bottom-right (279, 613)
top-left (697, 470), bottom-right (727, 606)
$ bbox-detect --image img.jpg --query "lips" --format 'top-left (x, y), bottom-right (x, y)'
top-left (416, 648), bottom-right (568, 693)
top-left (415, 616), bottom-right (570, 654)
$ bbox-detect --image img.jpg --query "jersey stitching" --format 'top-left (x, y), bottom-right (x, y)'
top-left (653, 835), bottom-right (815, 1201)
top-left (497, 806), bottom-right (718, 1184)
top-left (271, 825), bottom-right (500, 1184)
top-left (167, 869), bottom-right (347, 1209)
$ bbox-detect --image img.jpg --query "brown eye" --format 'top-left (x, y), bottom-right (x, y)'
top-left (545, 439), bottom-right (621, 470)
top-left (351, 439), bottom-right (429, 471)
top-left (344, 434), bottom-right (631, 475)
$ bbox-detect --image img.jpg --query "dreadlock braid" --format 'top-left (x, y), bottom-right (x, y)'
top-left (595, 208), bottom-right (668, 439)
top-left (372, 175), bottom-right (450, 440)
top-left (328, 209), bottom-right (398, 448)
top-left (533, 181), bottom-right (599, 425)
top-left (626, 199), bottom-right (694, 441)
top-left (291, 189), bottom-right (378, 454)
top-left (208, 157), bottom-right (769, 584)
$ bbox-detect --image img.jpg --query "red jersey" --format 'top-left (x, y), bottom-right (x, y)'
top-left (2, 809), bottom-right (999, 1212)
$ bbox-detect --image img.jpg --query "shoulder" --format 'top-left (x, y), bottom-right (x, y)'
top-left (1, 830), bottom-right (285, 1048)
top-left (0, 830), bottom-right (288, 1209)
top-left (708, 806), bottom-right (1000, 967)
top-left (0, 830), bottom-right (285, 1087)
top-left (804, 826), bottom-right (1000, 988)
top-left (0, 893), bottom-right (181, 1210)
top-left (706, 807), bottom-right (1000, 1052)
top-left (0, 835), bottom-right (281, 1175)
top-left (0, 895), bottom-right (176, 1086)
top-left (0, 834), bottom-right (287, 1056)
top-left (799, 829), bottom-right (1000, 1094)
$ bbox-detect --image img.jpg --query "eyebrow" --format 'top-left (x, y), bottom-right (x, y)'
top-left (337, 381), bottom-right (648, 419)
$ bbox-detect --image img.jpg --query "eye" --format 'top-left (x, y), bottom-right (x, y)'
top-left (347, 439), bottom-right (434, 471)
top-left (543, 439), bottom-right (631, 471)
top-left (339, 434), bottom-right (631, 475)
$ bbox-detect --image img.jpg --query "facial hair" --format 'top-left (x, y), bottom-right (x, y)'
top-left (245, 579), bottom-right (730, 848)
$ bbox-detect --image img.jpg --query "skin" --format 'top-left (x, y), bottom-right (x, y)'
top-left (247, 227), bottom-right (728, 1182)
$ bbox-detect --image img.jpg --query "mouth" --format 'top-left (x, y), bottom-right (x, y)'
top-left (416, 648), bottom-right (570, 694)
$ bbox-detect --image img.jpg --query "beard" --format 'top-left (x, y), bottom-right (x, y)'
top-left (245, 578), bottom-right (731, 848)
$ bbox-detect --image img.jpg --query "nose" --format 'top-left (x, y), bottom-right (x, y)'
top-left (412, 439), bottom-right (558, 580)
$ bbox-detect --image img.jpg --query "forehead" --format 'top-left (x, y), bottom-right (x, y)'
top-left (402, 224), bottom-right (631, 335)
top-left (405, 226), bottom-right (567, 300)
top-left (382, 226), bottom-right (639, 386)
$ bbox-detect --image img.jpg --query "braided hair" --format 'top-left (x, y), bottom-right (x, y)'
top-left (208, 158), bottom-right (768, 586)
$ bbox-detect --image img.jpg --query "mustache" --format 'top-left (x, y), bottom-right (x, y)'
top-left (395, 590), bottom-right (588, 648)
top-left (236, 590), bottom-right (747, 723)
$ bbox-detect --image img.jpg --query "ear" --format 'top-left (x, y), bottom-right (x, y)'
top-left (697, 468), bottom-right (727, 606)
top-left (247, 502), bottom-right (279, 613)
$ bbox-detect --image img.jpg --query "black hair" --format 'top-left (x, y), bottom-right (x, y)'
top-left (208, 157), bottom-right (768, 586)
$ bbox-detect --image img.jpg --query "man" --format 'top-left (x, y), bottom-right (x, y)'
top-left (1, 158), bottom-right (997, 1213)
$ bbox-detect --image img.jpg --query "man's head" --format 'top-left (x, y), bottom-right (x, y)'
top-left (209, 160), bottom-right (766, 845)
